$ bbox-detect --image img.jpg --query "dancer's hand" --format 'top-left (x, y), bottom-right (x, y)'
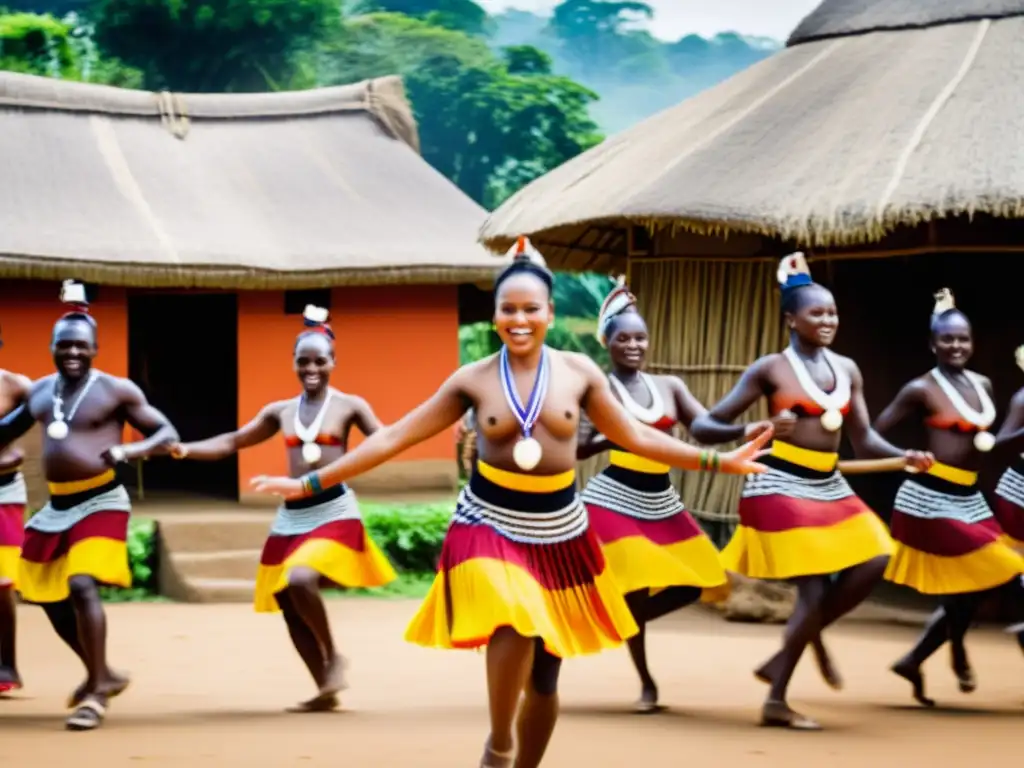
top-left (770, 410), bottom-right (798, 440)
top-left (904, 450), bottom-right (935, 473)
top-left (743, 420), bottom-right (774, 442)
top-left (250, 475), bottom-right (305, 500)
top-left (719, 425), bottom-right (773, 474)
top-left (169, 443), bottom-right (189, 459)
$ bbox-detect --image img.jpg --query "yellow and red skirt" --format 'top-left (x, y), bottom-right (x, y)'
top-left (885, 462), bottom-right (1024, 594)
top-left (721, 441), bottom-right (893, 580)
top-left (254, 484), bottom-right (396, 613)
top-left (405, 461), bottom-right (638, 658)
top-left (994, 459), bottom-right (1024, 553)
top-left (0, 468), bottom-right (27, 587)
top-left (18, 471), bottom-right (132, 603)
top-left (581, 450), bottom-right (728, 601)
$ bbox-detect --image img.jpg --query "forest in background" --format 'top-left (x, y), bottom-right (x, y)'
top-left (0, 0), bottom-right (779, 361)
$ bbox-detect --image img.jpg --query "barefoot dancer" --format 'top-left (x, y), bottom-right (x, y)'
top-left (250, 239), bottom-right (771, 768)
top-left (690, 253), bottom-right (933, 731)
top-left (878, 290), bottom-right (1024, 706)
top-left (577, 279), bottom-right (777, 713)
top-left (170, 306), bottom-right (396, 712)
top-left (0, 281), bottom-right (178, 730)
top-left (0, 340), bottom-right (31, 696)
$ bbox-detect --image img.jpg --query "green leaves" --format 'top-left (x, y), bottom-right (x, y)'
top-left (318, 12), bottom-right (602, 209)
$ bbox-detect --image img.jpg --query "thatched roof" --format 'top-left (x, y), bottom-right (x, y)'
top-left (0, 72), bottom-right (503, 288)
top-left (480, 0), bottom-right (1024, 268)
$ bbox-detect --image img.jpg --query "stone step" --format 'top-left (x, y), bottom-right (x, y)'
top-left (182, 577), bottom-right (256, 604)
top-left (158, 515), bottom-right (272, 553)
top-left (170, 549), bottom-right (262, 581)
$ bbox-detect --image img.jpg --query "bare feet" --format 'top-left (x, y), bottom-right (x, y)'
top-left (891, 661), bottom-right (935, 707)
top-left (633, 683), bottom-right (662, 713)
top-left (67, 670), bottom-right (130, 710)
top-left (480, 737), bottom-right (514, 767)
top-left (760, 699), bottom-right (821, 730)
top-left (287, 692), bottom-right (340, 713)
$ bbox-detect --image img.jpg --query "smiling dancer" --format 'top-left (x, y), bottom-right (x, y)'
top-left (877, 290), bottom-right (1024, 706)
top-left (577, 278), bottom-right (777, 712)
top-left (0, 334), bottom-right (31, 696)
top-left (250, 238), bottom-right (771, 768)
top-left (690, 253), bottom-right (933, 731)
top-left (0, 281), bottom-right (178, 730)
top-left (169, 305), bottom-right (396, 712)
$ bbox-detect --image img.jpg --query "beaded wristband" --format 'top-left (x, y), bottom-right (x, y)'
top-left (698, 449), bottom-right (709, 471)
top-left (301, 472), bottom-right (323, 496)
top-left (711, 451), bottom-right (721, 472)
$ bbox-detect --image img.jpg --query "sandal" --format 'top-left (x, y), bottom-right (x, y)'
top-left (760, 699), bottom-right (821, 731)
top-left (66, 697), bottom-right (106, 731)
top-left (480, 738), bottom-right (514, 767)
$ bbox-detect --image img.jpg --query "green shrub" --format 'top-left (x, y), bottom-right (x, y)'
top-left (361, 500), bottom-right (452, 573)
top-left (100, 517), bottom-right (161, 602)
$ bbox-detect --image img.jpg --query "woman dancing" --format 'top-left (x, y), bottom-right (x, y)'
top-left (690, 252), bottom-right (933, 731)
top-left (994, 346), bottom-right (1024, 639)
top-left (878, 290), bottom-right (1024, 706)
top-left (169, 306), bottom-right (396, 712)
top-left (250, 238), bottom-right (771, 768)
top-left (577, 279), bottom-right (777, 712)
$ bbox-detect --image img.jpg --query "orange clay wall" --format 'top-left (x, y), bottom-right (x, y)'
top-left (236, 286), bottom-right (459, 499)
top-left (0, 279), bottom-right (129, 382)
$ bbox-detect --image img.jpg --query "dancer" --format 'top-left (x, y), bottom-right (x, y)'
top-left (169, 305), bottom-right (396, 712)
top-left (0, 344), bottom-right (31, 695)
top-left (878, 290), bottom-right (1024, 706)
top-left (0, 281), bottom-right (178, 730)
top-left (577, 278), bottom-right (780, 712)
top-left (994, 346), bottom-right (1024, 639)
top-left (690, 252), bottom-right (933, 731)
top-left (250, 238), bottom-right (771, 768)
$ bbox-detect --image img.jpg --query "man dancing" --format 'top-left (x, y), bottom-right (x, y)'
top-left (0, 327), bottom-right (31, 695)
top-left (0, 281), bottom-right (179, 730)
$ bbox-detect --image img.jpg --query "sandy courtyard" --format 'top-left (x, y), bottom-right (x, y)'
top-left (1, 600), bottom-right (1022, 766)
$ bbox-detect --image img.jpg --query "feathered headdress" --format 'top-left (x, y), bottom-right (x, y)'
top-left (506, 235), bottom-right (547, 267)
top-left (301, 304), bottom-right (335, 341)
top-left (933, 288), bottom-right (956, 316)
top-left (776, 252), bottom-right (812, 291)
top-left (597, 276), bottom-right (638, 347)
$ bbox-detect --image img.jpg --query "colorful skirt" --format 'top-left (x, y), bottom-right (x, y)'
top-left (0, 470), bottom-right (27, 587)
top-left (18, 471), bottom-right (132, 603)
top-left (721, 441), bottom-right (893, 580)
top-left (254, 484), bottom-right (396, 612)
top-left (885, 462), bottom-right (1024, 595)
top-left (405, 461), bottom-right (638, 658)
top-left (994, 460), bottom-right (1024, 552)
top-left (581, 451), bottom-right (728, 601)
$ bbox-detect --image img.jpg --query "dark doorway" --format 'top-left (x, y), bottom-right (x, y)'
top-left (127, 292), bottom-right (239, 500)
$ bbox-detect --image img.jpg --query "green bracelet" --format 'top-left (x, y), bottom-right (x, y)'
top-left (698, 449), bottom-right (708, 471)
top-left (711, 451), bottom-right (721, 473)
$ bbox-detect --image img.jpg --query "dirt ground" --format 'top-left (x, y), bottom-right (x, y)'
top-left (1, 601), bottom-right (1022, 766)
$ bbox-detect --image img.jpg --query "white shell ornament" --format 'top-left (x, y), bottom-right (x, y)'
top-left (820, 408), bottom-right (844, 432)
top-left (973, 431), bottom-right (995, 453)
top-left (47, 420), bottom-right (69, 441)
top-left (512, 437), bottom-right (543, 471)
top-left (301, 441), bottom-right (322, 465)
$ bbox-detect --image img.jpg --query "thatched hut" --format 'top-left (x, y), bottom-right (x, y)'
top-left (0, 71), bottom-right (502, 507)
top-left (480, 0), bottom-right (1024, 543)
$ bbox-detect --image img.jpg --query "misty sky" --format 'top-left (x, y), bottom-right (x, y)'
top-left (478, 0), bottom-right (823, 40)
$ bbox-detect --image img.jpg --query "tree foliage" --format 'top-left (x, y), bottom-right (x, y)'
top-left (358, 0), bottom-right (489, 36)
top-left (0, 10), bottom-right (141, 85)
top-left (89, 0), bottom-right (340, 91)
top-left (319, 13), bottom-right (602, 208)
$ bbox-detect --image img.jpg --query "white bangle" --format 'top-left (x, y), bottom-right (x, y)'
top-left (109, 445), bottom-right (127, 463)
